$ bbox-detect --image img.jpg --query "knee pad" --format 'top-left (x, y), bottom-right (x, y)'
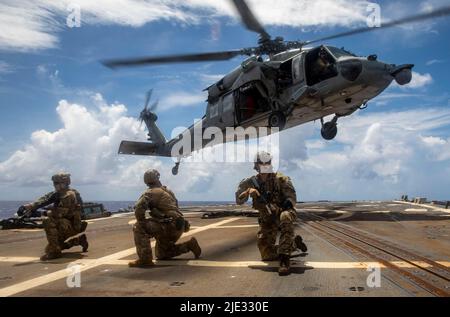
top-left (280, 211), bottom-right (293, 224)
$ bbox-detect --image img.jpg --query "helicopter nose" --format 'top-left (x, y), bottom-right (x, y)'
top-left (389, 64), bottom-right (414, 85)
top-left (345, 58), bottom-right (410, 88)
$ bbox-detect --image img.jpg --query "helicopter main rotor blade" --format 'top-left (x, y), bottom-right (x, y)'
top-left (102, 50), bottom-right (244, 68)
top-left (231, 0), bottom-right (271, 41)
top-left (306, 5), bottom-right (450, 45)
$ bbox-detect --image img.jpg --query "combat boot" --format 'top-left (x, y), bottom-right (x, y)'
top-left (278, 254), bottom-right (291, 276)
top-left (187, 237), bottom-right (202, 259)
top-left (79, 234), bottom-right (89, 252)
top-left (80, 221), bottom-right (88, 233)
top-left (294, 235), bottom-right (308, 252)
top-left (40, 252), bottom-right (62, 261)
top-left (128, 258), bottom-right (154, 268)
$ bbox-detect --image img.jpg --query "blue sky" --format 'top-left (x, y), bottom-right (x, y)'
top-left (0, 0), bottom-right (449, 201)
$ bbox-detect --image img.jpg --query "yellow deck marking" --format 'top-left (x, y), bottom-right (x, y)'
top-left (87, 211), bottom-right (202, 224)
top-left (300, 208), bottom-right (330, 212)
top-left (0, 256), bottom-right (43, 263)
top-left (214, 225), bottom-right (259, 228)
top-left (394, 200), bottom-right (450, 214)
top-left (405, 208), bottom-right (428, 212)
top-left (0, 217), bottom-right (239, 297)
top-left (127, 220), bottom-right (258, 227)
top-left (3, 256), bottom-right (449, 270)
top-left (86, 212), bottom-right (134, 223)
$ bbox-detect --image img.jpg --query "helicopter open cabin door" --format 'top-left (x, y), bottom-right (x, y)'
top-left (236, 81), bottom-right (271, 125)
top-left (292, 53), bottom-right (305, 86)
top-left (290, 53), bottom-right (309, 101)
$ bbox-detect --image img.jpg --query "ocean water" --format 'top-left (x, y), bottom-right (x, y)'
top-left (0, 200), bottom-right (235, 219)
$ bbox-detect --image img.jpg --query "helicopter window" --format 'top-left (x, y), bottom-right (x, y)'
top-left (305, 46), bottom-right (338, 86)
top-left (237, 82), bottom-right (270, 122)
top-left (326, 46), bottom-right (356, 59)
top-left (223, 93), bottom-right (234, 112)
top-left (209, 102), bottom-right (219, 118)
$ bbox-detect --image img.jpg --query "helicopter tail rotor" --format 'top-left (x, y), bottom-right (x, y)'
top-left (137, 89), bottom-right (166, 145)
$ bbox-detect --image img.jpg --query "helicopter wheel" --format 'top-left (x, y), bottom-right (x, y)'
top-left (321, 121), bottom-right (338, 140)
top-left (268, 111), bottom-right (286, 130)
top-left (172, 161), bottom-right (180, 175)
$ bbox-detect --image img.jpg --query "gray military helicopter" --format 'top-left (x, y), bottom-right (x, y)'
top-left (103, 0), bottom-right (450, 175)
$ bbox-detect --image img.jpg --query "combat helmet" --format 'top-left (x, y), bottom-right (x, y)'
top-left (144, 169), bottom-right (160, 185)
top-left (253, 151), bottom-right (272, 171)
top-left (51, 173), bottom-right (71, 185)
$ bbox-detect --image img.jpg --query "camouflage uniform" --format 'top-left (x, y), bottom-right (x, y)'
top-left (31, 188), bottom-right (87, 255)
top-left (236, 172), bottom-right (298, 260)
top-left (132, 185), bottom-right (199, 262)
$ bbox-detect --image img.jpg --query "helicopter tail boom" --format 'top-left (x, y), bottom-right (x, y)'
top-left (118, 140), bottom-right (172, 157)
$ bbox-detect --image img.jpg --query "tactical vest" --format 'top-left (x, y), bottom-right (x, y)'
top-left (55, 189), bottom-right (82, 218)
top-left (252, 173), bottom-right (284, 211)
top-left (145, 186), bottom-right (183, 220)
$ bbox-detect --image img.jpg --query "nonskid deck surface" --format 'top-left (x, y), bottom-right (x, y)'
top-left (0, 201), bottom-right (448, 297)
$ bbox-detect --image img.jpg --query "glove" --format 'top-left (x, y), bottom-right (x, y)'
top-left (281, 200), bottom-right (294, 211)
top-left (175, 217), bottom-right (185, 231)
top-left (17, 205), bottom-right (26, 217)
top-left (183, 219), bottom-right (191, 232)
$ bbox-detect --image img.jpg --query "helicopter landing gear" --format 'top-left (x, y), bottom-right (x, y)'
top-left (268, 111), bottom-right (286, 130)
top-left (172, 160), bottom-right (180, 175)
top-left (320, 116), bottom-right (338, 140)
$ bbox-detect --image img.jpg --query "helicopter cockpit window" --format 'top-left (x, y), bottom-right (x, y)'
top-left (305, 46), bottom-right (338, 86)
top-left (326, 46), bottom-right (357, 59)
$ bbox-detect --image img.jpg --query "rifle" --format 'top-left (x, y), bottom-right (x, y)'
top-left (0, 206), bottom-right (43, 230)
top-left (17, 205), bottom-right (43, 219)
top-left (248, 176), bottom-right (275, 216)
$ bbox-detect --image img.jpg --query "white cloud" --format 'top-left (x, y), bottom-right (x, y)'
top-left (398, 71), bottom-right (433, 89)
top-left (160, 91), bottom-right (206, 110)
top-left (0, 0), bottom-right (372, 52)
top-left (188, 0), bottom-right (370, 28)
top-left (0, 94), bottom-right (146, 188)
top-left (0, 93), bottom-right (253, 200)
top-left (421, 135), bottom-right (450, 161)
top-left (372, 92), bottom-right (424, 106)
top-left (200, 73), bottom-right (225, 85)
top-left (0, 1), bottom-right (60, 52)
top-left (426, 59), bottom-right (444, 66)
top-left (292, 107), bottom-right (450, 200)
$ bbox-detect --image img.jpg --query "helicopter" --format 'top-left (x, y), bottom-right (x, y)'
top-left (102, 0), bottom-right (450, 175)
